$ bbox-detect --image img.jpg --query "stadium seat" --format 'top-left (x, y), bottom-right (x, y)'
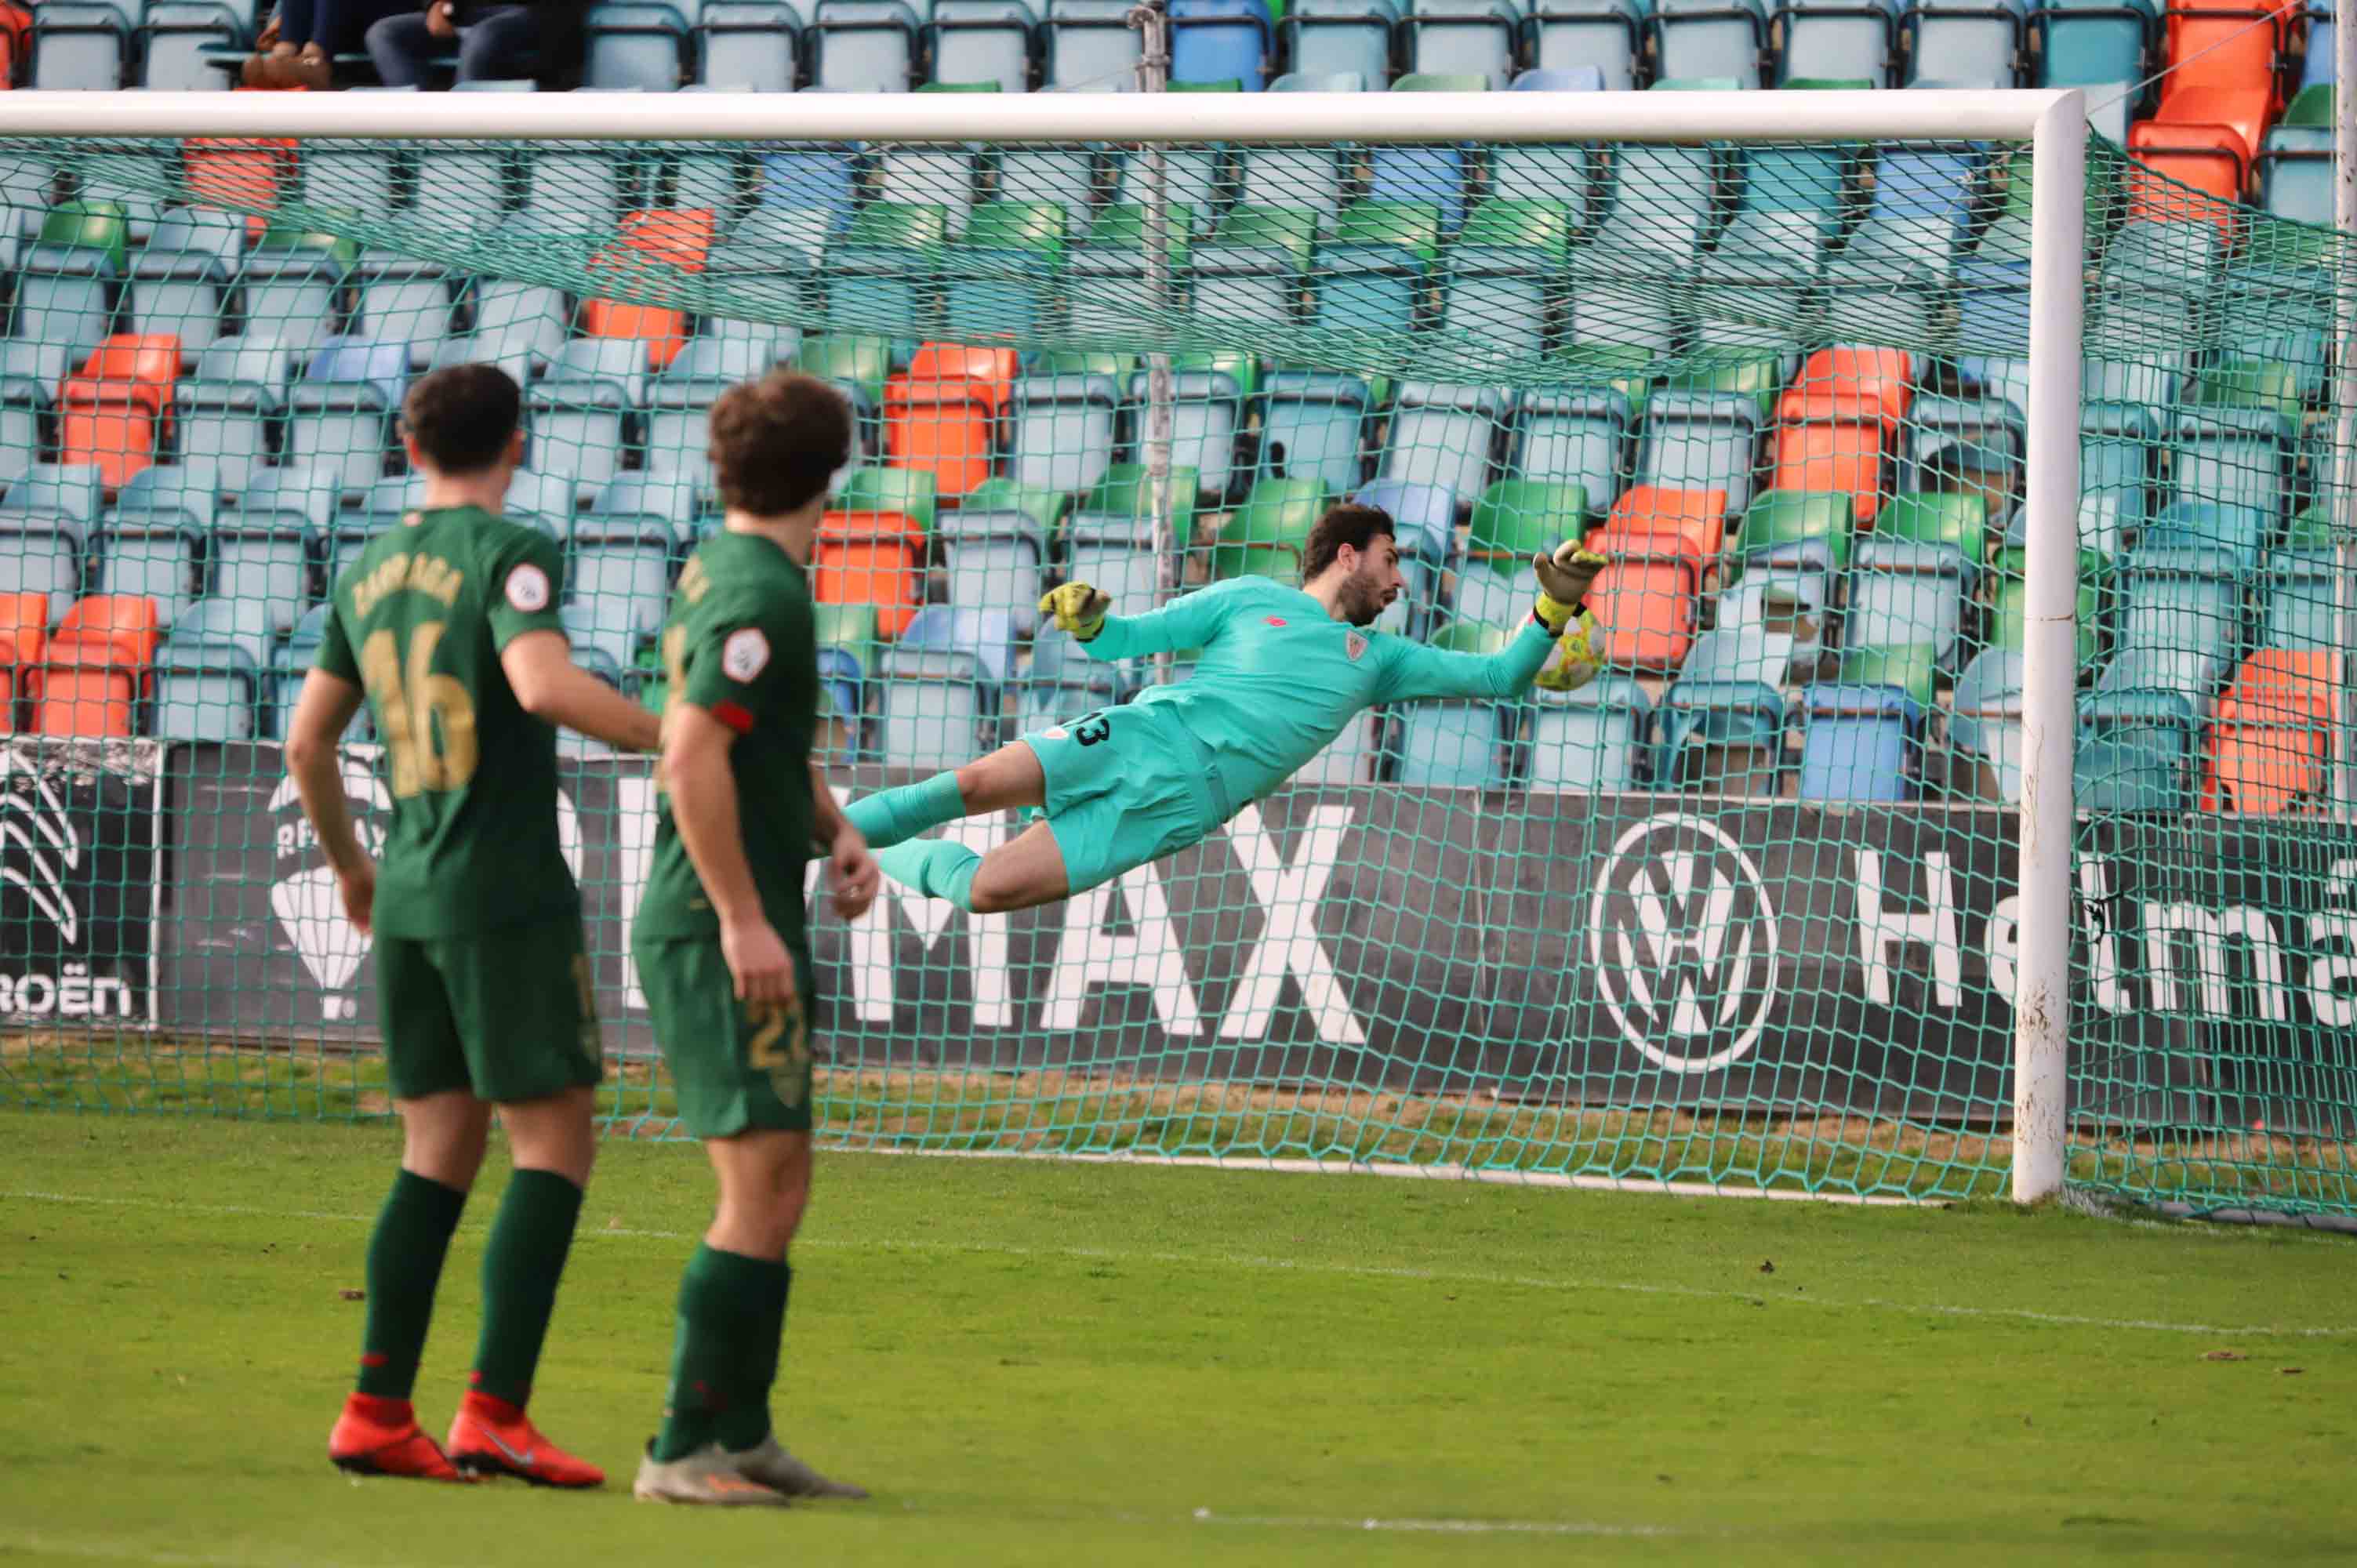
top-left (1527, 672), bottom-right (1649, 789)
top-left (1655, 641), bottom-right (1787, 793)
top-left (1382, 382), bottom-right (1507, 501)
top-left (1635, 393), bottom-right (1760, 519)
top-left (1257, 371), bottom-right (1374, 496)
top-left (173, 339), bottom-right (293, 496)
top-left (943, 200), bottom-right (1066, 338)
top-left (1898, 0), bottom-right (2021, 84)
top-left (1647, 0), bottom-right (1764, 87)
top-left (568, 506), bottom-right (680, 653)
top-left (1901, 394), bottom-right (2024, 511)
top-left (0, 592), bottom-right (49, 735)
top-left (1064, 510), bottom-right (1165, 613)
top-left (1193, 206), bottom-right (1318, 328)
top-left (1066, 201), bottom-right (1200, 337)
top-left (96, 466), bottom-right (214, 626)
top-left (2126, 120), bottom-right (2245, 232)
top-left (1129, 363), bottom-right (1246, 502)
top-left (1584, 547), bottom-right (1698, 672)
top-left (30, 1), bottom-right (129, 88)
top-left (1171, 0), bottom-right (1273, 86)
top-left (2201, 648), bottom-right (2338, 813)
top-left (1044, 0), bottom-right (1142, 87)
top-left (834, 463), bottom-right (939, 539)
top-left (151, 593), bottom-right (272, 742)
top-left (1454, 477), bottom-right (1581, 624)
top-left (1400, 0), bottom-right (1522, 85)
top-left (881, 343), bottom-right (1017, 498)
top-left (2170, 405), bottom-right (2295, 520)
top-left (829, 201), bottom-right (948, 333)
top-left (810, 0), bottom-right (919, 87)
top-left (583, 2), bottom-right (690, 89)
top-left (1729, 488), bottom-right (1853, 580)
top-left (1006, 372), bottom-right (1122, 494)
top-left (0, 506), bottom-right (85, 625)
top-left (1214, 477), bottom-right (1330, 582)
top-left (285, 353), bottom-right (400, 502)
top-left (1775, 0), bottom-right (1897, 85)
top-left (936, 505), bottom-right (1049, 630)
top-left (32, 592), bottom-right (159, 738)
top-left (876, 607), bottom-right (1017, 768)
top-left (922, 0), bottom-right (1034, 89)
top-left (817, 503), bottom-right (925, 636)
top-left (1850, 538), bottom-right (1974, 666)
top-left (695, 0), bottom-right (803, 86)
top-left (526, 375), bottom-right (634, 505)
top-left (2031, 0), bottom-right (2152, 89)
top-left (1522, 2), bottom-right (1640, 87)
top-left (2078, 685), bottom-right (2199, 813)
top-left (57, 334), bottom-right (183, 495)
top-left (356, 256), bottom-right (454, 371)
top-left (1394, 620), bottom-right (1517, 786)
top-left (1589, 483), bottom-right (1730, 569)
top-left (1799, 684), bottom-right (1923, 800)
top-left (217, 464), bottom-right (331, 630)
top-left (242, 225), bottom-right (358, 347)
top-left (128, 209), bottom-right (244, 355)
top-left (1509, 387), bottom-right (1629, 517)
top-left (136, 2), bottom-right (239, 90)
top-left (1947, 645), bottom-right (2026, 800)
top-left (1442, 199), bottom-right (1570, 359)
top-left (1279, 0), bottom-right (1396, 83)
top-left (1769, 392), bottom-right (1893, 527)
top-left (1312, 205), bottom-right (1439, 337)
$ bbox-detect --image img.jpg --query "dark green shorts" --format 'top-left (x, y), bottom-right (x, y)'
top-left (376, 914), bottom-right (604, 1104)
top-left (633, 932), bottom-right (816, 1139)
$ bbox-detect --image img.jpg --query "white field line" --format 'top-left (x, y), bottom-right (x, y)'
top-left (5, 1188), bottom-right (2355, 1341)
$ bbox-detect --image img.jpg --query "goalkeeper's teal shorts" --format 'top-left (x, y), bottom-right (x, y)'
top-left (1020, 703), bottom-right (1227, 895)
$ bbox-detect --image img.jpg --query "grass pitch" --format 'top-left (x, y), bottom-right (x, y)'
top-left (2, 1112), bottom-right (2353, 1566)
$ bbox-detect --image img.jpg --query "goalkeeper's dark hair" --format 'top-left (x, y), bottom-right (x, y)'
top-left (400, 362), bottom-right (521, 476)
top-left (1302, 503), bottom-right (1396, 581)
top-left (709, 371), bottom-right (855, 517)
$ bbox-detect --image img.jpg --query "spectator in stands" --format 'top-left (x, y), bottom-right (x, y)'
top-left (365, 0), bottom-right (587, 88)
top-left (242, 0), bottom-right (416, 88)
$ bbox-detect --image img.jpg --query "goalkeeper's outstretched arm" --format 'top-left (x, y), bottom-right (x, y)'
top-left (1039, 578), bottom-right (1244, 661)
top-left (1379, 543), bottom-right (1610, 702)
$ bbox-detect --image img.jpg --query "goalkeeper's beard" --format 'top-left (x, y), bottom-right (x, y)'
top-left (1338, 574), bottom-right (1390, 627)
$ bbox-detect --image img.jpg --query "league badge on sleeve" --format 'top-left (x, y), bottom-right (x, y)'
top-left (723, 626), bottom-right (772, 682)
top-left (504, 562), bottom-right (551, 613)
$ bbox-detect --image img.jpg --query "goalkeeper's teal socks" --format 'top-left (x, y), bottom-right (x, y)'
top-left (653, 1245), bottom-right (792, 1461)
top-left (876, 837), bottom-right (981, 912)
top-left (846, 771), bottom-right (966, 850)
top-left (469, 1167), bottom-right (583, 1406)
top-left (355, 1170), bottom-right (468, 1399)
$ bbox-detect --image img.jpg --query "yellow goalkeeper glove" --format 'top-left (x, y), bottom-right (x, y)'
top-left (1038, 581), bottom-right (1112, 641)
top-left (1531, 542), bottom-right (1610, 636)
top-left (1534, 609), bottom-right (1605, 694)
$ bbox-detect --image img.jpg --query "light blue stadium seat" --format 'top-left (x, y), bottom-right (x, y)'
top-left (2077, 399), bottom-right (2152, 535)
top-left (1044, 0), bottom-right (1142, 87)
top-left (2261, 548), bottom-right (2335, 652)
top-left (758, 146), bottom-right (860, 227)
top-left (877, 606), bottom-right (1017, 768)
top-left (528, 376), bottom-right (634, 503)
top-left (1066, 512), bottom-right (1165, 611)
top-left (558, 599), bottom-right (642, 672)
top-left (97, 466), bottom-right (216, 626)
top-left (585, 2), bottom-right (689, 89)
top-left (1130, 367), bottom-right (1244, 501)
top-left (584, 473), bottom-right (692, 536)
top-left (936, 507), bottom-right (1050, 630)
top-left (2170, 407), bottom-right (2295, 520)
top-left (1821, 150), bottom-right (1970, 342)
top-left (217, 464), bottom-right (332, 631)
top-left (0, 380), bottom-right (41, 492)
top-left (1595, 140), bottom-right (1725, 264)
top-left (129, 248), bottom-right (231, 354)
top-left (31, 2), bottom-right (132, 88)
top-left (1636, 392), bottom-right (1760, 516)
top-left (1527, 673), bottom-right (1648, 790)
top-left (1235, 148), bottom-right (1346, 223)
top-left (454, 279), bottom-right (570, 382)
top-left (1522, 0), bottom-right (1638, 88)
top-left (514, 147), bottom-right (632, 232)
top-left (1258, 371), bottom-right (1375, 495)
top-left (810, 0), bottom-right (919, 88)
top-left (1311, 235), bottom-right (1428, 339)
top-left (1849, 539), bottom-right (1973, 667)
top-left (16, 248), bottom-right (115, 368)
top-left (2078, 687), bottom-right (2197, 813)
top-left (1512, 387), bottom-right (1629, 513)
top-left (1900, 0), bottom-right (2022, 84)
top-left (153, 596), bottom-right (274, 742)
top-left (1279, 0), bottom-right (1396, 82)
top-left (1272, 65), bottom-right (1371, 85)
top-left (291, 340), bottom-right (408, 497)
top-left (1401, 0), bottom-right (1523, 86)
top-left (568, 509), bottom-right (680, 642)
top-left (925, 0), bottom-right (1034, 89)
top-left (173, 340), bottom-right (293, 496)
top-left (138, 1), bottom-right (239, 89)
top-left (1948, 646), bottom-right (2024, 800)
top-left (2029, 0), bottom-right (2150, 90)
top-left (356, 257), bottom-right (454, 370)
top-left (1171, 0), bottom-right (1273, 86)
top-left (1901, 393), bottom-right (2025, 500)
top-left (1441, 263), bottom-right (1552, 365)
top-left (2, 463), bottom-right (106, 535)
top-left (1647, 0), bottom-right (1763, 87)
top-left (0, 465), bottom-right (99, 621)
top-left (876, 147), bottom-right (978, 236)
top-left (1774, 0), bottom-right (1895, 85)
top-left (238, 247), bottom-right (349, 347)
top-left (411, 143), bottom-right (510, 220)
top-left (1395, 688), bottom-right (1515, 789)
top-left (1654, 654), bottom-right (1787, 791)
top-left (993, 148), bottom-right (1100, 235)
top-left (1016, 628), bottom-right (1129, 729)
top-left (2112, 543), bottom-right (2243, 703)
top-left (1008, 373), bottom-right (1124, 493)
top-left (1799, 684), bottom-right (1921, 800)
top-left (1382, 381), bottom-right (1507, 499)
top-left (697, 0), bottom-right (803, 87)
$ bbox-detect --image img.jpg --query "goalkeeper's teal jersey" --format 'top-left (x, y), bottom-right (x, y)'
top-left (1078, 576), bottom-right (1557, 811)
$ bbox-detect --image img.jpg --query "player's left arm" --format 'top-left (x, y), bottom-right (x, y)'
top-left (489, 534), bottom-right (663, 751)
top-left (1378, 545), bottom-right (1611, 702)
top-left (285, 612), bottom-right (376, 934)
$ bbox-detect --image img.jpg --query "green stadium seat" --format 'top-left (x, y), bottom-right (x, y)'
top-left (1390, 70), bottom-right (1489, 89)
top-left (1732, 489), bottom-right (1854, 575)
top-left (964, 475), bottom-right (1072, 536)
top-left (1838, 641), bottom-right (1938, 706)
top-left (1067, 203), bottom-right (1200, 337)
top-left (795, 332), bottom-right (895, 411)
top-left (1877, 492), bottom-right (1989, 556)
top-left (837, 464), bottom-right (939, 535)
top-left (1215, 477), bottom-right (1331, 581)
top-left (1084, 463), bottom-right (1202, 524)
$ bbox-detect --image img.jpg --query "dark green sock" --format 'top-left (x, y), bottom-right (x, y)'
top-left (469, 1167), bottom-right (585, 1407)
top-left (720, 1261), bottom-right (791, 1453)
top-left (653, 1245), bottom-right (790, 1461)
top-left (355, 1170), bottom-right (469, 1399)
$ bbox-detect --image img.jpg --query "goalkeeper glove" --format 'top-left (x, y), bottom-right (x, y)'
top-left (1038, 580), bottom-right (1113, 641)
top-left (1531, 541), bottom-right (1610, 636)
top-left (1534, 610), bottom-right (1605, 694)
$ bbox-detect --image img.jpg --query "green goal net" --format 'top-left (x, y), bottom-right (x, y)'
top-left (0, 105), bottom-right (2352, 1218)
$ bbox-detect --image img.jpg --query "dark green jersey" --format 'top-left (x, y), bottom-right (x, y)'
top-left (313, 505), bottom-right (576, 940)
top-left (633, 529), bottom-right (820, 941)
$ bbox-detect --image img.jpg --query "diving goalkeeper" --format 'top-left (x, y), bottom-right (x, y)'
top-left (844, 503), bottom-right (1607, 913)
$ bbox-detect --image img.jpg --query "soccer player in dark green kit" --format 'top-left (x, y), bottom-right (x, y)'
top-left (630, 372), bottom-right (881, 1507)
top-left (285, 363), bottom-right (663, 1488)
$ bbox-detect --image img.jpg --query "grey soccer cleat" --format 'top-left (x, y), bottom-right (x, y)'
top-left (632, 1441), bottom-right (794, 1507)
top-left (731, 1433), bottom-right (870, 1501)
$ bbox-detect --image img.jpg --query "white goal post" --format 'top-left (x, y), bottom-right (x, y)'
top-left (0, 86), bottom-right (2090, 1203)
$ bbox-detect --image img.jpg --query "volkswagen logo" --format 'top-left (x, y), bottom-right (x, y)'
top-left (1587, 814), bottom-right (1781, 1073)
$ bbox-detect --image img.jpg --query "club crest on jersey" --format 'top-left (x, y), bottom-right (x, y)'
top-left (722, 627), bottom-right (772, 681)
top-left (504, 563), bottom-right (551, 613)
top-left (1345, 631), bottom-right (1368, 662)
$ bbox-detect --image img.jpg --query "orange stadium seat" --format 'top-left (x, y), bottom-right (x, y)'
top-left (2201, 650), bottom-right (2341, 814)
top-left (0, 3), bottom-right (29, 85)
top-left (0, 592), bottom-right (48, 735)
top-left (881, 344), bottom-right (1022, 499)
top-left (58, 334), bottom-right (185, 492)
top-left (815, 510), bottom-right (924, 637)
top-left (1770, 394), bottom-right (1892, 527)
top-left (581, 209), bottom-right (717, 370)
top-left (2162, 0), bottom-right (2297, 107)
top-left (2128, 119), bottom-right (2248, 231)
top-left (1585, 485), bottom-right (1729, 570)
top-left (1582, 557), bottom-right (1697, 672)
top-left (183, 129), bottom-right (297, 212)
top-left (31, 594), bottom-right (162, 739)
top-left (1779, 347), bottom-right (1915, 427)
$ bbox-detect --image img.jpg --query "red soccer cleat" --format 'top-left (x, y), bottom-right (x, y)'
top-left (329, 1395), bottom-right (467, 1482)
top-left (445, 1392), bottom-right (607, 1489)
